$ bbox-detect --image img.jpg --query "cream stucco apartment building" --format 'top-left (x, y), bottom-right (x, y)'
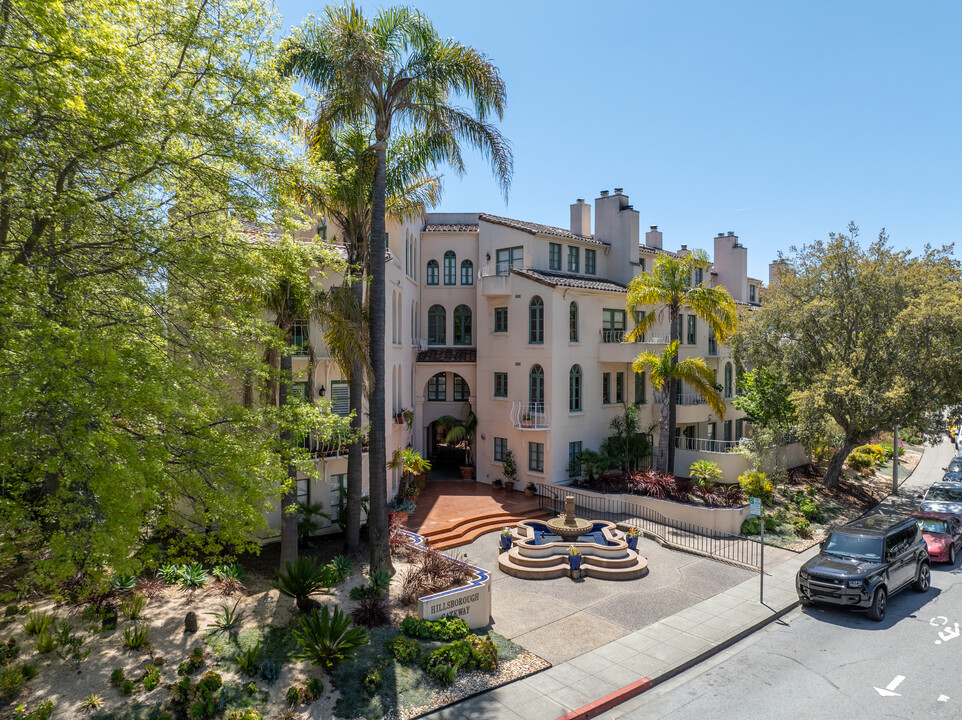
top-left (266, 188), bottom-right (765, 535)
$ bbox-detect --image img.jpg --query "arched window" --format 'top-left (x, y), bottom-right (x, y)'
top-left (428, 304), bottom-right (446, 345)
top-left (569, 301), bottom-right (578, 342)
top-left (443, 250), bottom-right (456, 285)
top-left (569, 365), bottom-right (582, 411)
top-left (427, 372), bottom-right (446, 401)
top-left (724, 362), bottom-right (733, 398)
top-left (426, 259), bottom-right (439, 285)
top-left (529, 296), bottom-right (544, 344)
top-left (461, 259), bottom-right (474, 285)
top-left (529, 364), bottom-right (545, 407)
top-left (453, 305), bottom-right (472, 345)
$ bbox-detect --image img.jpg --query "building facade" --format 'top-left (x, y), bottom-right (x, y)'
top-left (265, 189), bottom-right (764, 537)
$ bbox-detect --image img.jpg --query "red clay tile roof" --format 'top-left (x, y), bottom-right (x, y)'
top-left (479, 214), bottom-right (609, 246)
top-left (512, 268), bottom-right (627, 293)
top-left (416, 347), bottom-right (477, 363)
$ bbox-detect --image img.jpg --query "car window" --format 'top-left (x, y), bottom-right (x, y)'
top-left (924, 486), bottom-right (962, 503)
top-left (824, 532), bottom-right (883, 561)
top-left (918, 519), bottom-right (948, 534)
top-left (885, 528), bottom-right (913, 557)
top-left (949, 460), bottom-right (962, 473)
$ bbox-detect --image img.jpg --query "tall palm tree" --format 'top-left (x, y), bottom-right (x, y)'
top-left (281, 4), bottom-right (512, 573)
top-left (299, 124), bottom-right (442, 555)
top-left (633, 341), bottom-right (727, 473)
top-left (627, 251), bottom-right (737, 474)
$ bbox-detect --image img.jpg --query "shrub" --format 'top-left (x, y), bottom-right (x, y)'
top-left (0, 638), bottom-right (19, 667)
top-left (81, 694), bottom-right (105, 711)
top-left (20, 664), bottom-right (37, 680)
top-left (120, 594), bottom-right (147, 621)
top-left (738, 471), bottom-right (774, 505)
top-left (351, 596), bottom-right (390, 628)
top-left (792, 516), bottom-right (813, 538)
top-left (11, 700), bottom-right (53, 720)
top-left (259, 658), bottom-right (281, 685)
top-left (158, 564), bottom-right (180, 584)
top-left (741, 517), bottom-right (760, 535)
top-left (797, 496), bottom-right (823, 522)
top-left (723, 483), bottom-right (746, 507)
top-left (293, 605), bottom-right (370, 670)
top-left (0, 665), bottom-right (25, 699)
top-left (389, 636), bottom-right (421, 665)
top-left (305, 677), bottom-right (324, 700)
top-left (273, 557), bottom-right (337, 612)
top-left (370, 569), bottom-right (392, 595)
top-left (466, 634), bottom-right (498, 671)
top-left (22, 611), bottom-right (54, 636)
top-left (119, 679), bottom-right (135, 696)
top-left (143, 671), bottom-right (160, 692)
top-left (135, 575), bottom-right (167, 599)
top-left (764, 514), bottom-right (781, 531)
top-left (235, 643), bottom-right (261, 676)
top-left (626, 470), bottom-right (685, 501)
top-left (110, 573), bottom-right (138, 594)
top-left (211, 564), bottom-right (245, 583)
top-left (329, 555), bottom-right (353, 583)
top-left (33, 631), bottom-right (54, 654)
top-left (285, 685), bottom-right (304, 706)
top-left (688, 460), bottom-right (723, 486)
top-left (228, 711), bottom-right (263, 720)
top-left (123, 624), bottom-right (150, 650)
top-left (847, 448), bottom-right (876, 471)
top-left (110, 668), bottom-right (126, 686)
top-left (206, 601), bottom-right (245, 637)
top-left (400, 615), bottom-right (470, 641)
top-left (363, 666), bottom-right (382, 694)
top-left (422, 637), bottom-right (491, 686)
top-left (396, 550), bottom-right (474, 605)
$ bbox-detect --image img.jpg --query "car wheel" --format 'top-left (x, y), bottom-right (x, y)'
top-left (951, 546), bottom-right (956, 565)
top-left (913, 562), bottom-right (931, 592)
top-left (868, 587), bottom-right (886, 622)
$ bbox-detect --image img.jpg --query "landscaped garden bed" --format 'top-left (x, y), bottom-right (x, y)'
top-left (0, 532), bottom-right (547, 720)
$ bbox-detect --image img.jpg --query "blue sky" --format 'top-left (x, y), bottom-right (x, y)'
top-left (273, 0), bottom-right (962, 280)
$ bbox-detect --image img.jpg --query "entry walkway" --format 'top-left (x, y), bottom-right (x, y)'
top-left (423, 440), bottom-right (948, 720)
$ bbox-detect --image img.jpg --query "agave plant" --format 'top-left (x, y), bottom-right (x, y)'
top-left (272, 557), bottom-right (337, 612)
top-left (206, 601), bottom-right (245, 638)
top-left (157, 564), bottom-right (180, 584)
top-left (293, 605), bottom-right (369, 670)
top-left (176, 563), bottom-right (208, 591)
top-left (328, 555), bottom-right (353, 583)
top-left (110, 573), bottom-right (138, 594)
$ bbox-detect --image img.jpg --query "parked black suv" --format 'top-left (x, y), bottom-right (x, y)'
top-left (796, 514), bottom-right (930, 621)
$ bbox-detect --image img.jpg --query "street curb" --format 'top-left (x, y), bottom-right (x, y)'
top-left (555, 598), bottom-right (800, 720)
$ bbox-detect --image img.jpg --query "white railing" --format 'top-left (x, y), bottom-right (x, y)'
top-left (305, 430), bottom-right (368, 458)
top-left (675, 437), bottom-right (743, 453)
top-left (676, 393), bottom-right (708, 406)
top-left (600, 329), bottom-right (669, 344)
top-left (510, 401), bottom-right (550, 429)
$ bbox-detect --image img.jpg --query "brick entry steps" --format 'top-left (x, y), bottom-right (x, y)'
top-left (422, 508), bottom-right (553, 551)
top-left (405, 481), bottom-right (551, 552)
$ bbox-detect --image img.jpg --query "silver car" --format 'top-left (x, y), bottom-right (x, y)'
top-left (919, 482), bottom-right (962, 517)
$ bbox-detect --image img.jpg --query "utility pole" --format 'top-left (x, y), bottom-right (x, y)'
top-left (892, 424), bottom-right (899, 496)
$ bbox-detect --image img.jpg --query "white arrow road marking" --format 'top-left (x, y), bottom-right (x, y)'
top-left (875, 675), bottom-right (906, 697)
top-left (938, 695), bottom-right (950, 702)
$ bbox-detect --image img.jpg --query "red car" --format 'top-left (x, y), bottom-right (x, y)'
top-left (912, 511), bottom-right (962, 564)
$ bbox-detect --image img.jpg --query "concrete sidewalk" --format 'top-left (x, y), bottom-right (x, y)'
top-left (422, 439), bottom-right (951, 720)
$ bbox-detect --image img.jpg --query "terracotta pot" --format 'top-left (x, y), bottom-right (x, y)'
top-left (524, 488), bottom-right (535, 497)
top-left (459, 465), bottom-right (475, 480)
top-left (504, 481), bottom-right (515, 492)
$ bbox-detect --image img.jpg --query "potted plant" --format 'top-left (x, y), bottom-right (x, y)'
top-left (387, 498), bottom-right (416, 527)
top-left (388, 448), bottom-right (431, 500)
top-left (520, 412), bottom-right (533, 428)
top-left (438, 408), bottom-right (478, 479)
top-left (524, 482), bottom-right (537, 498)
top-left (502, 450), bottom-right (518, 492)
top-left (625, 526), bottom-right (640, 550)
top-left (499, 527), bottom-right (513, 551)
top-left (491, 478), bottom-right (503, 491)
top-left (567, 546), bottom-right (582, 571)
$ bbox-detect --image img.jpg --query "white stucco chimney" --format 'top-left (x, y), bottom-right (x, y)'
top-left (595, 189), bottom-right (640, 285)
top-left (570, 199), bottom-right (591, 237)
top-left (713, 231), bottom-right (748, 302)
top-left (645, 225), bottom-right (663, 249)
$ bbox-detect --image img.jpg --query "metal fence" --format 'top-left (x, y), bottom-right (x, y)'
top-left (534, 483), bottom-right (761, 570)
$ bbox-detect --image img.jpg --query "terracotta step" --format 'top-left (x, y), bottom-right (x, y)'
top-left (417, 509), bottom-right (524, 538)
top-left (422, 509), bottom-right (551, 546)
top-left (430, 512), bottom-right (551, 551)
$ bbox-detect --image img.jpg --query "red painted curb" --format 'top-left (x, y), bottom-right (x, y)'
top-left (555, 677), bottom-right (653, 720)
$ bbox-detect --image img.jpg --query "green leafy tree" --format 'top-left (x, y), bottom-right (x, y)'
top-left (731, 368), bottom-right (797, 442)
top-left (601, 405), bottom-right (652, 474)
top-left (735, 224), bottom-right (962, 488)
top-left (437, 410), bottom-right (478, 468)
top-left (627, 252), bottom-right (738, 474)
top-left (280, 4), bottom-right (513, 573)
top-left (0, 0), bottom-right (345, 586)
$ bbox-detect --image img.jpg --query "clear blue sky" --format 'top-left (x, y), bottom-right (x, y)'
top-left (273, 0), bottom-right (962, 280)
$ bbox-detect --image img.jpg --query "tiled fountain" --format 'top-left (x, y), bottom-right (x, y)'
top-left (497, 496), bottom-right (648, 580)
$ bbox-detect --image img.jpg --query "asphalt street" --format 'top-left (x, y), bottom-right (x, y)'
top-left (600, 439), bottom-right (962, 720)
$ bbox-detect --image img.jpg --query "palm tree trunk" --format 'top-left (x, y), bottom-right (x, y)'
top-left (345, 278), bottom-right (364, 555)
top-left (656, 395), bottom-right (671, 473)
top-left (368, 142), bottom-right (393, 574)
top-left (279, 350), bottom-right (299, 569)
top-left (666, 305), bottom-right (680, 475)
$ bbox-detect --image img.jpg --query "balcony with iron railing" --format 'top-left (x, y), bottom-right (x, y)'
top-left (675, 437), bottom-right (743, 453)
top-left (510, 401), bottom-right (550, 430)
top-left (303, 429), bottom-right (369, 459)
